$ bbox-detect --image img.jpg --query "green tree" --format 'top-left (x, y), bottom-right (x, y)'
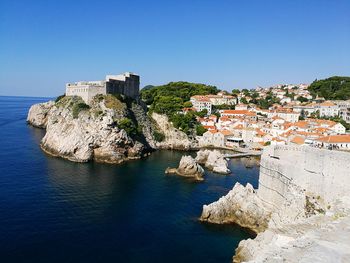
top-left (118, 118), bottom-right (137, 136)
top-left (55, 94), bottom-right (65, 103)
top-left (308, 76), bottom-right (350, 100)
top-left (72, 102), bottom-right (90, 119)
top-left (231, 89), bottom-right (240, 95)
top-left (240, 97), bottom-right (248, 104)
top-left (183, 101), bottom-right (193, 108)
top-left (297, 96), bottom-right (309, 103)
top-left (140, 81), bottom-right (219, 118)
top-left (153, 131), bottom-right (165, 142)
top-left (196, 124), bottom-right (207, 136)
top-left (195, 109), bottom-right (208, 118)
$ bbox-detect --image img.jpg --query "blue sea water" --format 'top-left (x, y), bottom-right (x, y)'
top-left (0, 96), bottom-right (259, 263)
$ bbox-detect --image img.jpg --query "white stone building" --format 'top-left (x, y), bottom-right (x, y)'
top-left (267, 110), bottom-right (300, 123)
top-left (206, 94), bottom-right (236, 105)
top-left (340, 107), bottom-right (350, 124)
top-left (66, 72), bottom-right (140, 104)
top-left (190, 96), bottom-right (212, 115)
top-left (314, 101), bottom-right (339, 117)
top-left (311, 135), bottom-right (350, 150)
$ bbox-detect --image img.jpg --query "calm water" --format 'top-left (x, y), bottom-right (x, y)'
top-left (0, 96), bottom-right (259, 263)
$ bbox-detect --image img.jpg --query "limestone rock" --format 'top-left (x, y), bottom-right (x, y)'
top-left (151, 112), bottom-right (197, 150)
top-left (27, 95), bottom-right (153, 164)
top-left (27, 101), bottom-right (55, 128)
top-left (234, 207), bottom-right (350, 263)
top-left (165, 155), bottom-right (204, 181)
top-left (200, 183), bottom-right (271, 233)
top-left (196, 149), bottom-right (230, 174)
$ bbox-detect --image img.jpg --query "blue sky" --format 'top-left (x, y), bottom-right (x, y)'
top-left (0, 0), bottom-right (349, 97)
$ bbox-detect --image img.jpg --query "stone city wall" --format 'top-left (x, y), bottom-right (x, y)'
top-left (258, 145), bottom-right (350, 208)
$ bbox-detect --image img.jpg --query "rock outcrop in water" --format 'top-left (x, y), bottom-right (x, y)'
top-left (165, 155), bottom-right (204, 181)
top-left (200, 183), bottom-right (270, 233)
top-left (200, 145), bottom-right (350, 262)
top-left (196, 149), bottom-right (230, 174)
top-left (27, 95), bottom-right (155, 163)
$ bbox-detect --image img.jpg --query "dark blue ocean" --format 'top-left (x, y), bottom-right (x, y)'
top-left (0, 96), bottom-right (259, 263)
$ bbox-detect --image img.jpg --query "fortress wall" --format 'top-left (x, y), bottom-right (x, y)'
top-left (258, 145), bottom-right (350, 207)
top-left (66, 85), bottom-right (106, 104)
top-left (87, 86), bottom-right (106, 103)
top-left (66, 85), bottom-right (90, 104)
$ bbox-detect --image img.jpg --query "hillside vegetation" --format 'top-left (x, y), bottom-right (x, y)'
top-left (140, 81), bottom-right (218, 135)
top-left (140, 81), bottom-right (218, 113)
top-left (308, 76), bottom-right (350, 100)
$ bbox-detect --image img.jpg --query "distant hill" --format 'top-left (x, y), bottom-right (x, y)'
top-left (308, 76), bottom-right (350, 100)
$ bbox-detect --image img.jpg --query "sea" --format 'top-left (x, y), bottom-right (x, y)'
top-left (0, 96), bottom-right (259, 263)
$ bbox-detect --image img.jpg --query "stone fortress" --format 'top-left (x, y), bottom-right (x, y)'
top-left (65, 72), bottom-right (140, 104)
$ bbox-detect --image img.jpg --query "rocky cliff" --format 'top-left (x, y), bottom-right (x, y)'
top-left (27, 95), bottom-right (156, 163)
top-left (200, 145), bottom-right (350, 262)
top-left (151, 112), bottom-right (198, 150)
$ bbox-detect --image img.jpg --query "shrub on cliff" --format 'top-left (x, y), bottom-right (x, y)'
top-left (104, 94), bottom-right (126, 111)
top-left (72, 102), bottom-right (90, 118)
top-left (196, 124), bottom-right (207, 136)
top-left (55, 94), bottom-right (65, 103)
top-left (153, 131), bottom-right (165, 142)
top-left (118, 118), bottom-right (138, 136)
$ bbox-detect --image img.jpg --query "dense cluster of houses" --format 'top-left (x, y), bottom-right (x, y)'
top-left (187, 84), bottom-right (350, 151)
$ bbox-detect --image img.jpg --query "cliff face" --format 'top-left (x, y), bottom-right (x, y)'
top-left (27, 101), bottom-right (55, 128)
top-left (200, 145), bottom-right (350, 262)
top-left (27, 95), bottom-right (155, 163)
top-left (151, 112), bottom-right (198, 150)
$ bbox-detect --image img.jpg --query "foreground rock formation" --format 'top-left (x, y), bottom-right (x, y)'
top-left (200, 183), bottom-right (270, 233)
top-left (196, 149), bottom-right (230, 174)
top-left (165, 155), bottom-right (204, 181)
top-left (200, 145), bottom-right (350, 262)
top-left (27, 95), bottom-right (155, 163)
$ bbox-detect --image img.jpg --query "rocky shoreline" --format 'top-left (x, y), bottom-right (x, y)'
top-left (27, 96), bottom-right (200, 164)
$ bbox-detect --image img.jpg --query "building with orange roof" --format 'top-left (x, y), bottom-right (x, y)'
top-left (314, 101), bottom-right (339, 117)
top-left (190, 96), bottom-right (212, 115)
top-left (199, 129), bottom-right (241, 148)
top-left (219, 110), bottom-right (258, 121)
top-left (235, 104), bottom-right (248, 110)
top-left (267, 109), bottom-right (300, 123)
top-left (290, 136), bottom-right (305, 145)
top-left (203, 125), bottom-right (216, 131)
top-left (206, 93), bottom-right (236, 106)
top-left (312, 134), bottom-right (350, 150)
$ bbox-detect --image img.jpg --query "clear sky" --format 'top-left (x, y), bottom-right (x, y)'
top-left (0, 0), bottom-right (349, 97)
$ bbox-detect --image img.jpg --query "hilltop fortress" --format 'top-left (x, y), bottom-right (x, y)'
top-left (65, 72), bottom-right (140, 104)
